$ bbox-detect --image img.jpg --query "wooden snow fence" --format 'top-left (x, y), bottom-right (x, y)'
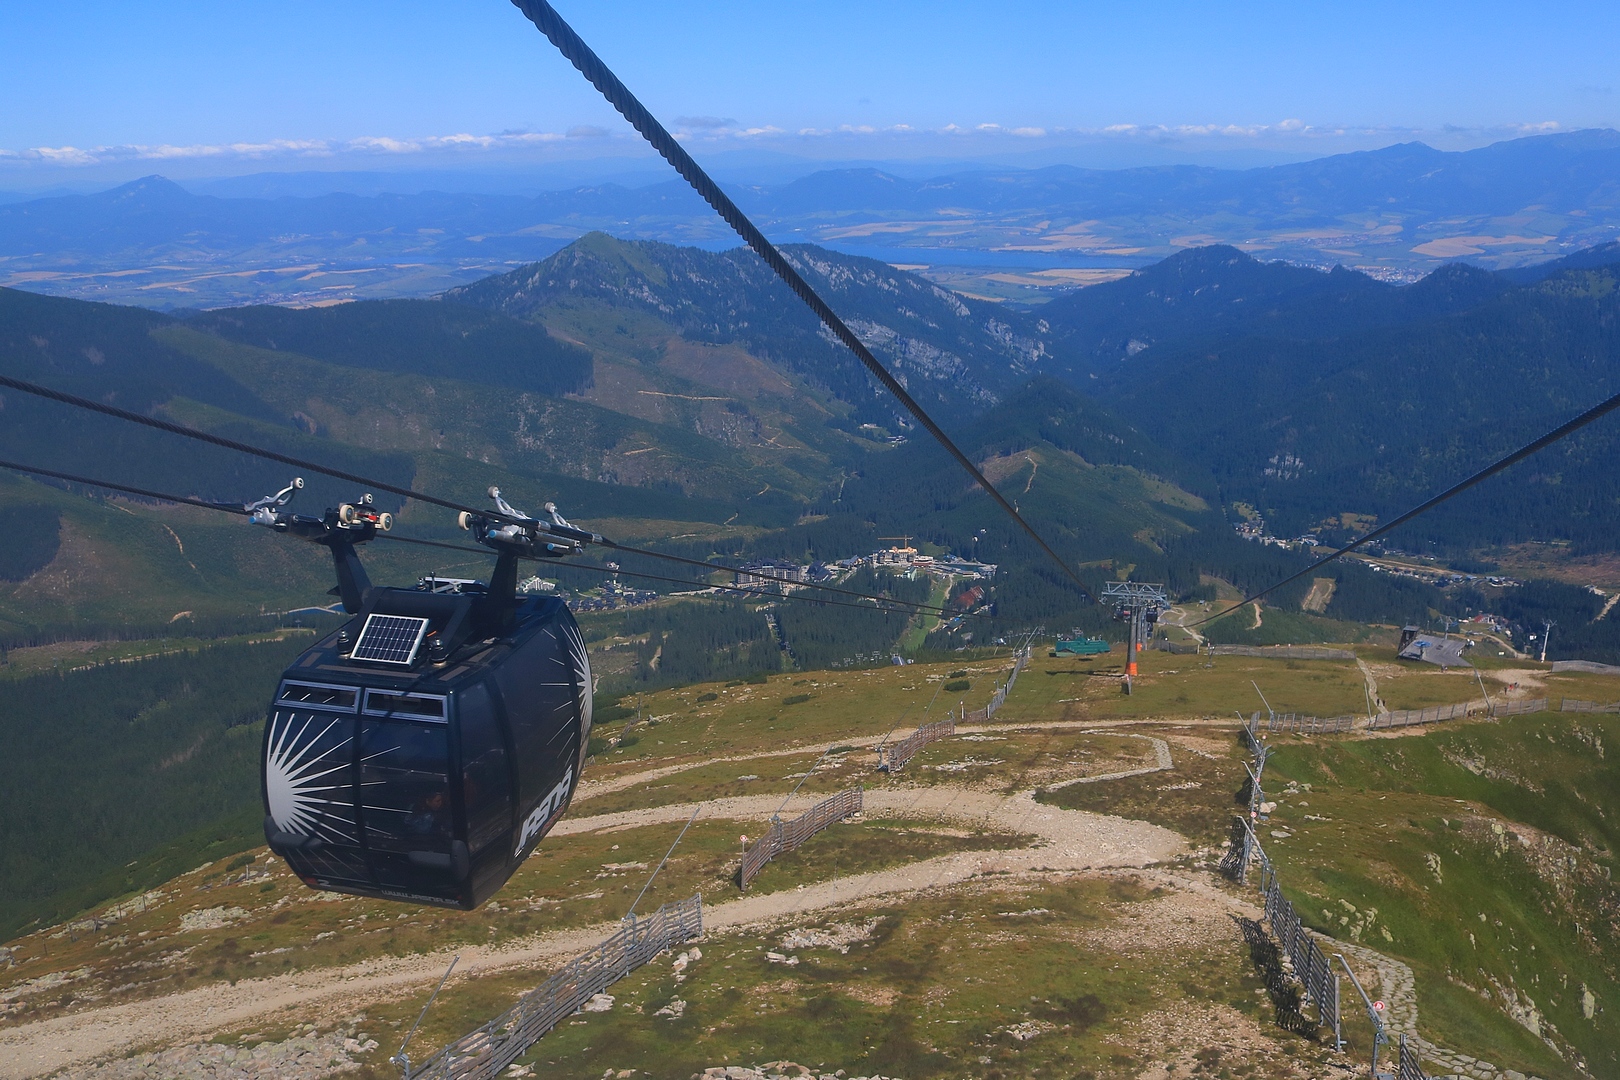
top-left (1264, 712), bottom-right (1356, 735)
top-left (1397, 1035), bottom-right (1433, 1080)
top-left (960, 646), bottom-right (1032, 723)
top-left (1208, 645), bottom-right (1356, 661)
top-left (1491, 696), bottom-right (1550, 717)
top-left (1366, 694), bottom-right (1572, 730)
top-left (1560, 698), bottom-right (1620, 713)
top-left (406, 894), bottom-right (703, 1080)
top-left (1369, 699), bottom-right (1490, 729)
top-left (880, 716), bottom-right (956, 771)
top-left (878, 648), bottom-right (1032, 769)
top-left (738, 786), bottom-right (864, 889)
top-left (1259, 857), bottom-right (1341, 1043)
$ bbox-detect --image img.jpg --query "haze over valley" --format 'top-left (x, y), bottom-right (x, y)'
top-left (5, 129), bottom-right (1620, 308)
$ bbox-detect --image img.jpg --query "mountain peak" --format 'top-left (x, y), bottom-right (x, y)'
top-left (108, 175), bottom-right (189, 196)
top-left (98, 175), bottom-right (197, 209)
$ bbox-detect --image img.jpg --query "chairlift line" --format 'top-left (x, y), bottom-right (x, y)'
top-left (508, 0), bottom-right (1091, 597)
top-left (0, 372), bottom-right (550, 534)
top-left (0, 455), bottom-right (968, 908)
top-left (380, 532), bottom-right (977, 619)
top-left (389, 535), bottom-right (977, 619)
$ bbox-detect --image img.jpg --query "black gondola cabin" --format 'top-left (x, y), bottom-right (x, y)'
top-left (258, 490), bottom-right (593, 909)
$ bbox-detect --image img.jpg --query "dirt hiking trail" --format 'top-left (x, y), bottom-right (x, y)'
top-left (0, 771), bottom-right (1182, 1079)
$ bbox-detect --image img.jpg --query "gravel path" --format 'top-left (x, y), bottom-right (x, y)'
top-left (573, 718), bottom-right (1171, 806)
top-left (1041, 732), bottom-right (1172, 791)
top-left (1, 774), bottom-right (1182, 1080)
top-left (1331, 941), bottom-right (1545, 1080)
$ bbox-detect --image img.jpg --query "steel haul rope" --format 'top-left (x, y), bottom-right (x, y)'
top-left (0, 458), bottom-right (975, 621)
top-left (508, 0), bottom-right (1090, 596)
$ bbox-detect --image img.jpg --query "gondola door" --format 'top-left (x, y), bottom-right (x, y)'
top-left (496, 617), bottom-right (586, 865)
top-left (356, 695), bottom-right (465, 904)
top-left (455, 679), bottom-right (516, 902)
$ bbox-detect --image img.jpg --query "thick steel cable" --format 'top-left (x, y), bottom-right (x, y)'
top-left (1190, 386), bottom-right (1620, 628)
top-left (600, 537), bottom-right (966, 617)
top-left (554, 563), bottom-right (977, 621)
top-left (398, 536), bottom-right (974, 620)
top-left (508, 0), bottom-right (1089, 597)
top-left (0, 373), bottom-right (972, 615)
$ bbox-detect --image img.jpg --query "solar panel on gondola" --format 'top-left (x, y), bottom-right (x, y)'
top-left (350, 613), bottom-right (430, 665)
top-left (249, 484), bottom-right (599, 910)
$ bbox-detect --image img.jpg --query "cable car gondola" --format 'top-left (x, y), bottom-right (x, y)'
top-left (255, 482), bottom-right (594, 909)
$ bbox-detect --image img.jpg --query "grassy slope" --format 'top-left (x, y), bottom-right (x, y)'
top-left (157, 321), bottom-right (857, 505)
top-left (1264, 716), bottom-right (1619, 1077)
top-left (9, 636), bottom-right (1617, 1076)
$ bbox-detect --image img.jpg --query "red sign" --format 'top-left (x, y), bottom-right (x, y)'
top-left (1373, 1000), bottom-right (1386, 1012)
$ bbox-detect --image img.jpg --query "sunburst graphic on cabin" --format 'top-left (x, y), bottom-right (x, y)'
top-left (564, 621), bottom-right (593, 732)
top-left (264, 712), bottom-right (357, 844)
top-left (538, 623), bottom-right (593, 733)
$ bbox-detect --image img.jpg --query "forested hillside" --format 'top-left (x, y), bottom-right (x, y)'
top-left (14, 232), bottom-right (1620, 661)
top-left (0, 637), bottom-right (310, 939)
top-left (1088, 252), bottom-right (1620, 553)
top-left (1036, 245), bottom-right (1509, 375)
top-left (15, 228), bottom-right (1620, 1006)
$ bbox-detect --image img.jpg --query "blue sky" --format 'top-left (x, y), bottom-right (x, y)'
top-left (3, 1), bottom-right (1617, 187)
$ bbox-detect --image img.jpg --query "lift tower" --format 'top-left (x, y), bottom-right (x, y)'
top-left (1102, 581), bottom-right (1169, 687)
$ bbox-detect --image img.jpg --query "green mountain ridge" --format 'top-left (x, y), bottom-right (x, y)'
top-left (11, 231), bottom-right (1620, 662)
top-left (1036, 244), bottom-right (1511, 375)
top-left (447, 232), bottom-right (1056, 423)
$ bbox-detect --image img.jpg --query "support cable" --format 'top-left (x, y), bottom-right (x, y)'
top-left (0, 458), bottom-right (975, 621)
top-left (626, 804), bottom-right (699, 919)
top-left (0, 372), bottom-right (524, 527)
top-left (774, 742), bottom-right (838, 818)
top-left (595, 537), bottom-right (978, 617)
top-left (391, 954), bottom-right (459, 1073)
top-left (1190, 386), bottom-right (1620, 629)
top-left (0, 373), bottom-right (978, 616)
top-left (380, 534), bottom-right (985, 620)
top-left (508, 0), bottom-right (1089, 596)
top-left (0, 459), bottom-right (251, 516)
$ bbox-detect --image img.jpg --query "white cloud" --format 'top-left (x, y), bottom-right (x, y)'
top-left (0, 131), bottom-right (578, 168)
top-left (673, 115), bottom-right (737, 130)
top-left (0, 117), bottom-right (1579, 173)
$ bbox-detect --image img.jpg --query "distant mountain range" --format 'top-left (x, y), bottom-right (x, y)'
top-left (4, 130), bottom-right (1620, 308)
top-left (8, 226), bottom-right (1620, 656)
